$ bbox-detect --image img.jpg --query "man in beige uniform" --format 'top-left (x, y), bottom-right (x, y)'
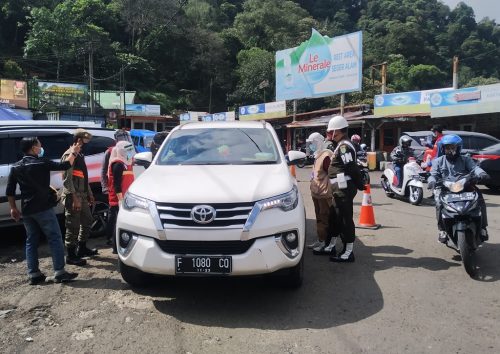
top-left (61, 129), bottom-right (97, 266)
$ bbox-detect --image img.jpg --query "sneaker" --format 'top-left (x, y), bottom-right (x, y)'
top-left (330, 252), bottom-right (355, 263)
top-left (312, 241), bottom-right (336, 256)
top-left (307, 240), bottom-right (323, 249)
top-left (29, 273), bottom-right (46, 285)
top-left (54, 271), bottom-right (78, 283)
top-left (438, 231), bottom-right (448, 244)
top-left (481, 229), bottom-right (489, 242)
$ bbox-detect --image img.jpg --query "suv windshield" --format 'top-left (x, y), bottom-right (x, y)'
top-left (157, 128), bottom-right (280, 165)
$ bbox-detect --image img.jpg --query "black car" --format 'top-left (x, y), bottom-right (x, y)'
top-left (402, 130), bottom-right (499, 155)
top-left (472, 143), bottom-right (500, 192)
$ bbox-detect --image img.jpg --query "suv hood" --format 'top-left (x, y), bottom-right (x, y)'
top-left (129, 164), bottom-right (294, 203)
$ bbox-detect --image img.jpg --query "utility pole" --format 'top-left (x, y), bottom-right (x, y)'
top-left (371, 62), bottom-right (387, 94)
top-left (453, 56), bottom-right (459, 89)
top-left (89, 46), bottom-right (94, 114)
top-left (122, 64), bottom-right (127, 129)
top-left (340, 93), bottom-right (345, 115)
top-left (208, 77), bottom-right (213, 113)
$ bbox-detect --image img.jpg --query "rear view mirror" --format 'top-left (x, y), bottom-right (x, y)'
top-left (134, 151), bottom-right (152, 168)
top-left (286, 150), bottom-right (306, 165)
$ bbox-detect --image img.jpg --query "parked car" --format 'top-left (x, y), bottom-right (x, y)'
top-left (117, 121), bottom-right (306, 288)
top-left (472, 143), bottom-right (500, 192)
top-left (401, 130), bottom-right (499, 155)
top-left (0, 120), bottom-right (116, 236)
top-left (130, 129), bottom-right (156, 152)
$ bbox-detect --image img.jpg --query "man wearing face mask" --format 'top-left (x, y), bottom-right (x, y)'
top-left (60, 129), bottom-right (97, 266)
top-left (6, 137), bottom-right (80, 284)
top-left (107, 141), bottom-right (136, 253)
top-left (427, 134), bottom-right (490, 243)
top-left (326, 116), bottom-right (366, 263)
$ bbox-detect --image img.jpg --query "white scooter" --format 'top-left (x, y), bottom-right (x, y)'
top-left (381, 157), bottom-right (426, 205)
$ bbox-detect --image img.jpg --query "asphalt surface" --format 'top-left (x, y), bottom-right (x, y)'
top-left (0, 168), bottom-right (499, 353)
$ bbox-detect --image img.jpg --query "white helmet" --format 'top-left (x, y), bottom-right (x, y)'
top-left (327, 115), bottom-right (348, 132)
top-left (306, 132), bottom-right (325, 157)
top-left (306, 132), bottom-right (324, 143)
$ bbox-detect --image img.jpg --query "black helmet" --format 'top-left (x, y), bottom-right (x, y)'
top-left (431, 124), bottom-right (443, 134)
top-left (399, 135), bottom-right (412, 148)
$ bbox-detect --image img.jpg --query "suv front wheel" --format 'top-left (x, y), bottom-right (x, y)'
top-left (119, 259), bottom-right (151, 288)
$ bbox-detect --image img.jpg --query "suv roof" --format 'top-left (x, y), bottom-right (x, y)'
top-left (0, 120), bottom-right (102, 128)
top-left (178, 121), bottom-right (268, 130)
top-left (402, 130), bottom-right (499, 152)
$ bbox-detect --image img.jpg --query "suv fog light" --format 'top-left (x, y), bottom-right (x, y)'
top-left (283, 231), bottom-right (298, 249)
top-left (120, 231), bottom-right (131, 248)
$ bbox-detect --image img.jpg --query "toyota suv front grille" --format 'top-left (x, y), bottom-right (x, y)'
top-left (155, 239), bottom-right (256, 255)
top-left (156, 202), bottom-right (254, 229)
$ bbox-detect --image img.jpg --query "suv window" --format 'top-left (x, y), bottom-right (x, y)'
top-left (82, 136), bottom-right (115, 156)
top-left (470, 136), bottom-right (497, 151)
top-left (0, 137), bottom-right (16, 164)
top-left (38, 134), bottom-right (73, 160)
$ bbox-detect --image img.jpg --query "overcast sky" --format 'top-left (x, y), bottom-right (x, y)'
top-left (440, 0), bottom-right (500, 22)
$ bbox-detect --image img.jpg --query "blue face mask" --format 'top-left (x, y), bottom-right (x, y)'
top-left (309, 144), bottom-right (317, 152)
top-left (38, 147), bottom-right (45, 158)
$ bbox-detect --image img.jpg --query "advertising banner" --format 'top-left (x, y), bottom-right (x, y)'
top-left (374, 88), bottom-right (453, 117)
top-left (0, 79), bottom-right (28, 108)
top-left (201, 111), bottom-right (236, 122)
top-left (125, 104), bottom-right (161, 116)
top-left (239, 101), bottom-right (286, 121)
top-left (429, 85), bottom-right (500, 118)
top-left (38, 81), bottom-right (88, 108)
top-left (179, 111), bottom-right (207, 124)
top-left (276, 30), bottom-right (362, 101)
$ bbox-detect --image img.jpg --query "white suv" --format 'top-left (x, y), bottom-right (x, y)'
top-left (117, 121), bottom-right (306, 288)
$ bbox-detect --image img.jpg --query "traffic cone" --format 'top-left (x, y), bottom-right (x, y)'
top-left (290, 164), bottom-right (296, 178)
top-left (357, 184), bottom-right (381, 230)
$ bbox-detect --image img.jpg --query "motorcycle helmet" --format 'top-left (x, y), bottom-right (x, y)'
top-left (327, 115), bottom-right (348, 132)
top-left (360, 143), bottom-right (368, 151)
top-left (438, 134), bottom-right (462, 160)
top-left (351, 134), bottom-right (361, 143)
top-left (399, 135), bottom-right (412, 149)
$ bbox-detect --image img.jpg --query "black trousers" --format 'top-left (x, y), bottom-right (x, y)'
top-left (328, 184), bottom-right (358, 244)
top-left (108, 205), bottom-right (119, 251)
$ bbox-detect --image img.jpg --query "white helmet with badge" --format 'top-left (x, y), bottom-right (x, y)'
top-left (327, 115), bottom-right (348, 132)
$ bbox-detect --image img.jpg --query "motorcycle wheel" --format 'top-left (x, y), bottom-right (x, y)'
top-left (296, 159), bottom-right (305, 168)
top-left (90, 200), bottom-right (110, 238)
top-left (408, 186), bottom-right (423, 205)
top-left (457, 230), bottom-right (477, 278)
top-left (380, 178), bottom-right (394, 198)
top-left (362, 170), bottom-right (370, 186)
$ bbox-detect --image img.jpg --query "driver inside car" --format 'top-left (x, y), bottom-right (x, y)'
top-left (427, 134), bottom-right (490, 244)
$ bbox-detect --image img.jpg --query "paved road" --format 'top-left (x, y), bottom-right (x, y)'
top-left (0, 167), bottom-right (499, 353)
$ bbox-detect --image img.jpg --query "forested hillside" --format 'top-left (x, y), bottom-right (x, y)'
top-left (1, 0), bottom-right (499, 113)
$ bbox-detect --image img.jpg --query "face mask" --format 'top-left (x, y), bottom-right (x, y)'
top-left (37, 147), bottom-right (45, 158)
top-left (432, 131), bottom-right (437, 138)
top-left (309, 144), bottom-right (317, 152)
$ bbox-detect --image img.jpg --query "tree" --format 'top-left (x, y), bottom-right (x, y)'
top-left (408, 64), bottom-right (448, 90)
top-left (2, 60), bottom-right (23, 79)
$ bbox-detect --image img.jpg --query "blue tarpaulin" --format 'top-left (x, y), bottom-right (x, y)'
top-left (0, 106), bottom-right (29, 120)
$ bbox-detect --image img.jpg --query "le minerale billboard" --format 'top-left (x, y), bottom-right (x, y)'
top-left (430, 84), bottom-right (500, 118)
top-left (276, 29), bottom-right (362, 101)
top-left (239, 101), bottom-right (286, 121)
top-left (0, 79), bottom-right (28, 108)
top-left (38, 81), bottom-right (88, 108)
top-left (374, 88), bottom-right (453, 117)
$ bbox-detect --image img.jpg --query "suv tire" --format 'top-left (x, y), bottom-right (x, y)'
top-left (280, 256), bottom-right (304, 289)
top-left (119, 259), bottom-right (151, 288)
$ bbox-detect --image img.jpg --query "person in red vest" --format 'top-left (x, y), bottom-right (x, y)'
top-left (107, 141), bottom-right (136, 253)
top-left (423, 125), bottom-right (444, 171)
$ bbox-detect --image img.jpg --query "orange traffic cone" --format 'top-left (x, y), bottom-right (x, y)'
top-left (357, 184), bottom-right (381, 230)
top-left (290, 164), bottom-right (296, 178)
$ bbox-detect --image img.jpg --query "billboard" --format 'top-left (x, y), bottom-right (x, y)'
top-left (239, 101), bottom-right (286, 121)
top-left (430, 84), bottom-right (500, 118)
top-left (276, 30), bottom-right (362, 101)
top-left (179, 111), bottom-right (207, 124)
top-left (0, 79), bottom-right (28, 108)
top-left (374, 88), bottom-right (453, 117)
top-left (125, 104), bottom-right (161, 116)
top-left (38, 81), bottom-right (88, 108)
top-left (201, 111), bottom-right (236, 122)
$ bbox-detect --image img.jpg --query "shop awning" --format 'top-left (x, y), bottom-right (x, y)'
top-left (285, 110), bottom-right (365, 128)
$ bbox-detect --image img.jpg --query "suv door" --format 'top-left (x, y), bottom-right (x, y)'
top-left (0, 132), bottom-right (73, 225)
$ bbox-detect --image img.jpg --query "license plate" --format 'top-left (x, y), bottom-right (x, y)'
top-left (175, 256), bottom-right (232, 275)
top-left (446, 192), bottom-right (475, 202)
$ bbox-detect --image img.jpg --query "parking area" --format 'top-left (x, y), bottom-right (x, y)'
top-left (0, 168), bottom-right (499, 353)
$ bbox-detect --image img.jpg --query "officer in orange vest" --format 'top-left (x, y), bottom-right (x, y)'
top-left (107, 141), bottom-right (136, 253)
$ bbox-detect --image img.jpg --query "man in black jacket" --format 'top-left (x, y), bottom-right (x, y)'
top-left (7, 137), bottom-right (80, 284)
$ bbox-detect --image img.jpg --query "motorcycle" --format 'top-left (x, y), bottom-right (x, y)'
top-left (435, 174), bottom-right (483, 277)
top-left (357, 151), bottom-right (370, 186)
top-left (381, 156), bottom-right (426, 205)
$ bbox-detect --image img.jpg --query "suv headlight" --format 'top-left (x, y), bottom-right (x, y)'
top-left (259, 185), bottom-right (299, 212)
top-left (123, 192), bottom-right (149, 211)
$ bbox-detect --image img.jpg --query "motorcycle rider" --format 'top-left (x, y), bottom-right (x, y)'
top-left (350, 134), bottom-right (361, 154)
top-left (390, 136), bottom-right (414, 188)
top-left (306, 133), bottom-right (335, 253)
top-left (326, 115), bottom-right (366, 262)
top-left (427, 134), bottom-right (490, 243)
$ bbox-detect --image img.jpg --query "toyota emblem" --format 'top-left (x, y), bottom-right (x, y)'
top-left (191, 205), bottom-right (216, 224)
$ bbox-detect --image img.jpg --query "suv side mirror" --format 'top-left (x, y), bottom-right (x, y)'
top-left (286, 150), bottom-right (306, 165)
top-left (134, 152), bottom-right (152, 168)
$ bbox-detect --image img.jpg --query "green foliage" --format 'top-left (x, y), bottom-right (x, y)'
top-left (1, 0), bottom-right (499, 114)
